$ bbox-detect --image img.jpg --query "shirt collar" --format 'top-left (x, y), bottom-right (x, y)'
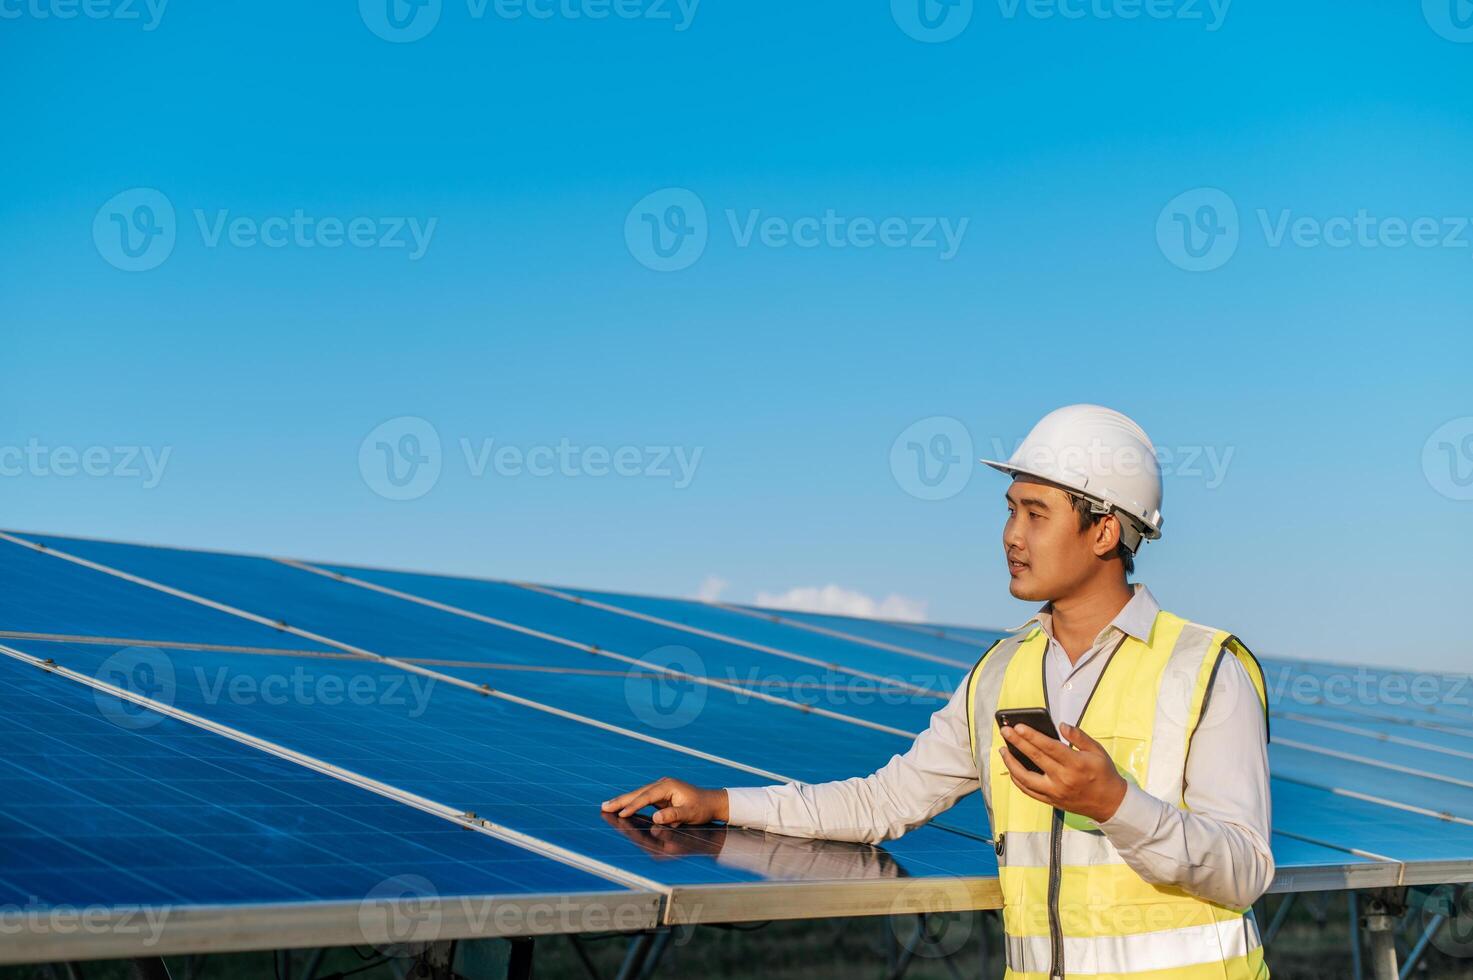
top-left (1007, 582), bottom-right (1161, 647)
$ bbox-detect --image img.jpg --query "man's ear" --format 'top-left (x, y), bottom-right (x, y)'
top-left (1092, 513), bottom-right (1121, 558)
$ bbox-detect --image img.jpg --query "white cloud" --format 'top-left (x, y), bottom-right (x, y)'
top-left (694, 574), bottom-right (729, 602)
top-left (752, 584), bottom-right (929, 622)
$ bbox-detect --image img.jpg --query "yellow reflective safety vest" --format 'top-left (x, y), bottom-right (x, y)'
top-left (964, 610), bottom-right (1271, 980)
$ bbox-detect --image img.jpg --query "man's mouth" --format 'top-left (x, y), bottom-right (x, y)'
top-left (1008, 558), bottom-right (1029, 576)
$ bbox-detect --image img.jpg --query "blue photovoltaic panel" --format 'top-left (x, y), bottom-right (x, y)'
top-left (743, 606), bottom-right (1008, 665)
top-left (0, 652), bottom-right (631, 907)
top-left (559, 586), bottom-right (978, 693)
top-left (4, 538), bottom-right (995, 837)
top-left (9, 532), bottom-right (1473, 907)
top-left (1268, 779), bottom-right (1473, 865)
top-left (411, 661), bottom-right (997, 840)
top-left (14, 637), bottom-right (1465, 878)
top-left (0, 538), bottom-right (327, 654)
top-left (14, 534), bottom-right (945, 736)
top-left (1267, 833), bottom-right (1374, 869)
top-left (317, 564), bottom-right (957, 733)
top-left (6, 640), bottom-right (1000, 887)
top-left (1268, 742), bottom-right (1473, 822)
top-left (1270, 715), bottom-right (1473, 785)
top-left (1260, 656), bottom-right (1473, 729)
top-left (1266, 704), bottom-right (1473, 754)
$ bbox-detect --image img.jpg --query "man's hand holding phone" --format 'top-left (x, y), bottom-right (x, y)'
top-left (996, 711), bottom-right (1129, 824)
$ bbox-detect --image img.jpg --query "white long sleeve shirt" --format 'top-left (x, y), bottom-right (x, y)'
top-left (724, 583), bottom-right (1275, 910)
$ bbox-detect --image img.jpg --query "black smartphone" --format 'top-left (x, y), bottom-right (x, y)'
top-left (994, 707), bottom-right (1061, 774)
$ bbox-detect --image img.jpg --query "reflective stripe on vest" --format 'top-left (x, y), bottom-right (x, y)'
top-left (1005, 913), bottom-right (1264, 975)
top-left (963, 609), bottom-right (1270, 980)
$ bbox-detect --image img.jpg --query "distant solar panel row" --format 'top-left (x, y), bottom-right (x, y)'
top-left (2, 528), bottom-right (1469, 965)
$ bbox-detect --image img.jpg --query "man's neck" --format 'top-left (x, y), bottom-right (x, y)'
top-left (1049, 578), bottom-right (1134, 665)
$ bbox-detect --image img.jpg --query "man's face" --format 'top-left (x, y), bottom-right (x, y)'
top-left (1002, 476), bottom-right (1104, 601)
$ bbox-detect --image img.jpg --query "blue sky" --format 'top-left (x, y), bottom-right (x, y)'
top-left (4, 0), bottom-right (1471, 671)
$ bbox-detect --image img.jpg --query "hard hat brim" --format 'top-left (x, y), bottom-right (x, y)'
top-left (980, 457), bottom-right (1163, 541)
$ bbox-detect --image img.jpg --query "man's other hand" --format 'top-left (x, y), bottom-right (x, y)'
top-left (600, 777), bottom-right (729, 827)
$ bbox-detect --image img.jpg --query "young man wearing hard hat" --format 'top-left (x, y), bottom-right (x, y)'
top-left (602, 405), bottom-right (1274, 980)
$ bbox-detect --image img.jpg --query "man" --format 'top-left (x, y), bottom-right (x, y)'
top-left (602, 405), bottom-right (1274, 979)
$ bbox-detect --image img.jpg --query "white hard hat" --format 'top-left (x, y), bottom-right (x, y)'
top-left (980, 404), bottom-right (1164, 552)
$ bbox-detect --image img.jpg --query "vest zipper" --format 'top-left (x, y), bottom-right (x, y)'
top-left (1040, 655), bottom-right (1065, 979)
top-left (1047, 806), bottom-right (1064, 979)
top-left (1036, 631), bottom-right (1125, 979)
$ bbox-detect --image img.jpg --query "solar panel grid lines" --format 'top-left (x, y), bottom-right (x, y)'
top-left (0, 649), bottom-right (663, 965)
top-left (9, 531), bottom-right (948, 739)
top-left (552, 585), bottom-right (977, 693)
top-left (285, 558), bottom-right (922, 739)
top-left (6, 527), bottom-right (1473, 959)
top-left (0, 532), bottom-right (843, 790)
top-left (1266, 827), bottom-right (1399, 865)
top-left (14, 536), bottom-right (1473, 831)
top-left (1269, 710), bottom-right (1473, 760)
top-left (549, 581), bottom-right (1472, 827)
top-left (1272, 734), bottom-right (1473, 790)
top-left (3, 636), bottom-right (1010, 916)
top-left (0, 642), bottom-right (670, 896)
top-left (874, 617), bottom-right (1003, 650)
top-left (0, 531), bottom-right (1001, 844)
top-left (705, 600), bottom-right (974, 670)
top-left (0, 631), bottom-right (336, 658)
top-left (0, 534), bottom-right (332, 654)
top-left (507, 578), bottom-right (961, 696)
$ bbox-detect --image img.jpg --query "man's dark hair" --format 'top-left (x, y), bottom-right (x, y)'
top-left (1070, 495), bottom-right (1136, 576)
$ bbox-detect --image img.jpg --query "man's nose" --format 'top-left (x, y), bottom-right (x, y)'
top-left (1003, 515), bottom-right (1024, 552)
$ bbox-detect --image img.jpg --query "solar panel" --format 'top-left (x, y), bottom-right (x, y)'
top-left (14, 535), bottom-right (940, 736)
top-left (1, 638), bottom-right (1000, 896)
top-left (730, 603), bottom-right (1010, 664)
top-left (0, 650), bottom-right (657, 964)
top-left (3, 528), bottom-right (1470, 970)
top-left (557, 584), bottom-right (977, 693)
top-left (0, 536), bottom-right (329, 654)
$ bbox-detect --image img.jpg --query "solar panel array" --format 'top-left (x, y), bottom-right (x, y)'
top-left (2, 529), bottom-right (1469, 964)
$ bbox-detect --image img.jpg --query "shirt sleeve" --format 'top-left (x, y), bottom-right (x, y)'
top-left (723, 677), bottom-right (982, 845)
top-left (1095, 651), bottom-right (1275, 909)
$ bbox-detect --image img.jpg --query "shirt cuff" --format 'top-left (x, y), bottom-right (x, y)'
top-left (1096, 782), bottom-right (1167, 848)
top-left (723, 786), bottom-right (774, 830)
